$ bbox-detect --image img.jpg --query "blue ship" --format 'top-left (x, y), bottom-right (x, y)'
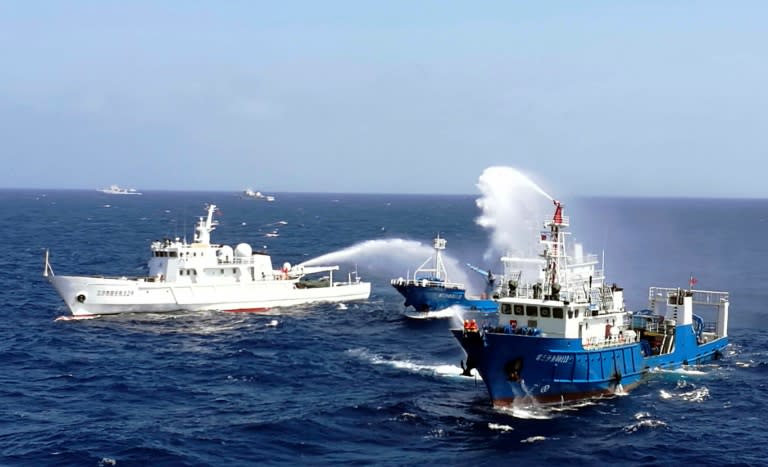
top-left (391, 236), bottom-right (498, 319)
top-left (453, 200), bottom-right (730, 406)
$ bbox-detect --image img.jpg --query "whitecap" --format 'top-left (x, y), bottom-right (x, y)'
top-left (680, 387), bottom-right (710, 402)
top-left (521, 435), bottom-right (547, 443)
top-left (488, 422), bottom-right (513, 432)
top-left (623, 419), bottom-right (668, 433)
top-left (634, 411), bottom-right (652, 420)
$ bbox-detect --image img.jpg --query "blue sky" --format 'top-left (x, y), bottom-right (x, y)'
top-left (1, 1), bottom-right (766, 196)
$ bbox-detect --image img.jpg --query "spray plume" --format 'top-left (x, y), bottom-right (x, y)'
top-left (475, 166), bottom-right (554, 267)
top-left (299, 239), bottom-right (473, 287)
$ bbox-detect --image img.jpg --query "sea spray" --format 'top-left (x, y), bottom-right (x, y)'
top-left (298, 238), bottom-right (475, 288)
top-left (475, 166), bottom-right (554, 278)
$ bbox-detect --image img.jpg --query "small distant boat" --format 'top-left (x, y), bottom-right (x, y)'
top-left (390, 236), bottom-right (497, 319)
top-left (44, 203), bottom-right (370, 318)
top-left (241, 188), bottom-right (275, 202)
top-left (453, 199), bottom-right (730, 407)
top-left (99, 185), bottom-right (142, 195)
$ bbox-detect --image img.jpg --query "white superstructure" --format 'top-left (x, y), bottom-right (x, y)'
top-left (100, 185), bottom-right (142, 195)
top-left (493, 200), bottom-right (628, 343)
top-left (241, 188), bottom-right (275, 201)
top-left (44, 204), bottom-right (370, 317)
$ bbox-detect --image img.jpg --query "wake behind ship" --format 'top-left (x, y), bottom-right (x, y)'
top-left (453, 199), bottom-right (730, 406)
top-left (44, 204), bottom-right (370, 318)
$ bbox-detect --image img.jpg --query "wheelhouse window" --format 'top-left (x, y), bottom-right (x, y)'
top-left (526, 306), bottom-right (538, 317)
top-left (501, 303), bottom-right (512, 314)
top-left (513, 305), bottom-right (524, 316)
top-left (540, 306), bottom-right (551, 318)
top-left (553, 307), bottom-right (564, 319)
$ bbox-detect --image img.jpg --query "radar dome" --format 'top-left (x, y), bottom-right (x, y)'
top-left (234, 243), bottom-right (252, 257)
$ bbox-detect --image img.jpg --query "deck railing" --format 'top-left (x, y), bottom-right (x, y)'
top-left (648, 287), bottom-right (729, 306)
top-left (389, 277), bottom-right (465, 289)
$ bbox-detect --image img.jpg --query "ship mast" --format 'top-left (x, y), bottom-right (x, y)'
top-left (433, 235), bottom-right (447, 281)
top-left (194, 204), bottom-right (218, 245)
top-left (542, 200), bottom-right (568, 299)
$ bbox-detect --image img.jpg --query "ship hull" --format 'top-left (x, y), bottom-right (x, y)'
top-left (452, 323), bottom-right (727, 407)
top-left (392, 283), bottom-right (496, 313)
top-left (50, 275), bottom-right (371, 317)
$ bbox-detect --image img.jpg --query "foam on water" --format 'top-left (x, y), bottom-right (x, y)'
top-left (656, 367), bottom-right (709, 376)
top-left (661, 385), bottom-right (710, 403)
top-left (488, 423), bottom-right (513, 432)
top-left (497, 405), bottom-right (555, 420)
top-left (520, 436), bottom-right (549, 443)
top-left (404, 308), bottom-right (458, 320)
top-left (624, 417), bottom-right (668, 433)
top-left (347, 348), bottom-right (482, 380)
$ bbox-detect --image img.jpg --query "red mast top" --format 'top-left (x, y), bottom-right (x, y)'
top-left (553, 199), bottom-right (563, 225)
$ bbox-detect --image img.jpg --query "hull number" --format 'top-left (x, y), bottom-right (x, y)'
top-left (536, 354), bottom-right (573, 364)
top-left (97, 289), bottom-right (135, 297)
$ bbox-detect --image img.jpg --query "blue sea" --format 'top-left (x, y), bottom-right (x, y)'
top-left (1, 190), bottom-right (765, 466)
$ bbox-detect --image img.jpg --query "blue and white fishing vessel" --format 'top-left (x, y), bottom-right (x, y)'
top-left (390, 236), bottom-right (497, 319)
top-left (453, 200), bottom-right (730, 406)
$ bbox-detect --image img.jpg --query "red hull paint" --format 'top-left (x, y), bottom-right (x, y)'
top-left (490, 380), bottom-right (644, 407)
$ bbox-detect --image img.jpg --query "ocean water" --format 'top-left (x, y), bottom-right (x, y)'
top-left (0, 190), bottom-right (766, 466)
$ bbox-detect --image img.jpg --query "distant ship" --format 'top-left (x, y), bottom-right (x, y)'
top-left (390, 235), bottom-right (498, 319)
top-left (240, 188), bottom-right (275, 202)
top-left (44, 203), bottom-right (370, 318)
top-left (99, 185), bottom-right (142, 195)
top-left (453, 199), bottom-right (730, 407)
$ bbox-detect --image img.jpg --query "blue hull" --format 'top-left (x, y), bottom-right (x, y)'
top-left (453, 323), bottom-right (727, 406)
top-left (392, 283), bottom-right (497, 312)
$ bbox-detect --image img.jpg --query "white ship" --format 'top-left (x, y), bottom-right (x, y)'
top-left (99, 185), bottom-right (142, 195)
top-left (44, 204), bottom-right (371, 318)
top-left (240, 188), bottom-right (275, 202)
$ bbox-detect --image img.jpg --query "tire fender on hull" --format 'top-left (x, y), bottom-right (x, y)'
top-left (504, 358), bottom-right (523, 382)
